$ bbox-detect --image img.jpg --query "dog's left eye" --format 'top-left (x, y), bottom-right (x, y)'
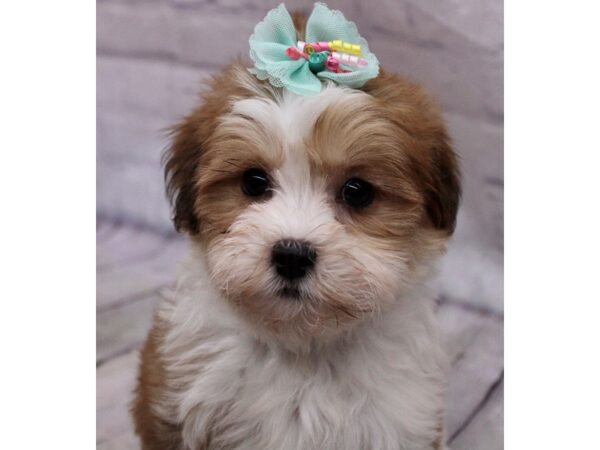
top-left (241, 168), bottom-right (270, 197)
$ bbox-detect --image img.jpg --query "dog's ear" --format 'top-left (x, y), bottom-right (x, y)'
top-left (164, 115), bottom-right (204, 234)
top-left (361, 69), bottom-right (461, 234)
top-left (423, 132), bottom-right (461, 233)
top-left (164, 62), bottom-right (271, 235)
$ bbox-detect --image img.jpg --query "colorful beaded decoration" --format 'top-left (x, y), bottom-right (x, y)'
top-left (293, 40), bottom-right (366, 74)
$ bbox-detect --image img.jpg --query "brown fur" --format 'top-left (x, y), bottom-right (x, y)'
top-left (164, 62), bottom-right (275, 235)
top-left (291, 9), bottom-right (308, 41)
top-left (361, 70), bottom-right (460, 233)
top-left (132, 315), bottom-right (183, 450)
top-left (194, 92), bottom-right (284, 241)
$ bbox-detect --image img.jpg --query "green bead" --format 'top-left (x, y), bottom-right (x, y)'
top-left (308, 52), bottom-right (329, 74)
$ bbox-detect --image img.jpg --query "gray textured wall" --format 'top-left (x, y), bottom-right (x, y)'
top-left (97, 0), bottom-right (503, 312)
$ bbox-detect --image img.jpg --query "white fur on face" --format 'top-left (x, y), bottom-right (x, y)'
top-left (205, 87), bottom-right (408, 341)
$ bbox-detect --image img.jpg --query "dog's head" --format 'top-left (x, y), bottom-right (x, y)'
top-left (165, 62), bottom-right (459, 343)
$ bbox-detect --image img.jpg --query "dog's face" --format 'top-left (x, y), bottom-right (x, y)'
top-left (165, 64), bottom-right (459, 343)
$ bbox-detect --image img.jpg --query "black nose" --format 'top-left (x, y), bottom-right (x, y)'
top-left (271, 239), bottom-right (317, 281)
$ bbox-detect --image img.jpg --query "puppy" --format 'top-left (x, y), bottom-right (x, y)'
top-left (132, 17), bottom-right (460, 450)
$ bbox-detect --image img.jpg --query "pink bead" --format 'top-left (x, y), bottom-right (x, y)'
top-left (313, 41), bottom-right (331, 52)
top-left (286, 47), bottom-right (308, 60)
top-left (325, 56), bottom-right (340, 71)
top-left (325, 56), bottom-right (350, 73)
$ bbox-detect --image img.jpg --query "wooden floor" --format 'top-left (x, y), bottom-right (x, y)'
top-left (96, 221), bottom-right (504, 450)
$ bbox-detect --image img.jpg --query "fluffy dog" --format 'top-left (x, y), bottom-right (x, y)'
top-left (132, 15), bottom-right (460, 450)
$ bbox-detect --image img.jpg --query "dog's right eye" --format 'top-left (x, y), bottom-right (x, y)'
top-left (341, 177), bottom-right (374, 209)
top-left (241, 168), bottom-right (270, 197)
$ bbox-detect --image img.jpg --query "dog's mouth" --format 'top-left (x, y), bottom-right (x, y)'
top-left (277, 285), bottom-right (303, 300)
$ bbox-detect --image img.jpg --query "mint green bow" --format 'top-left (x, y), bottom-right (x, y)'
top-left (249, 3), bottom-right (380, 96)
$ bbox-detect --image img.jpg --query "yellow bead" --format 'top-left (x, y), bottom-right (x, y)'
top-left (304, 44), bottom-right (315, 55)
top-left (329, 40), bottom-right (341, 52)
top-left (328, 40), bottom-right (361, 55)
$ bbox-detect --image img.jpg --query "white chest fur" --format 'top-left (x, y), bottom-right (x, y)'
top-left (156, 255), bottom-right (447, 450)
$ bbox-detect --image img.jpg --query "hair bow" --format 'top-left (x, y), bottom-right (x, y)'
top-left (249, 3), bottom-right (380, 96)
